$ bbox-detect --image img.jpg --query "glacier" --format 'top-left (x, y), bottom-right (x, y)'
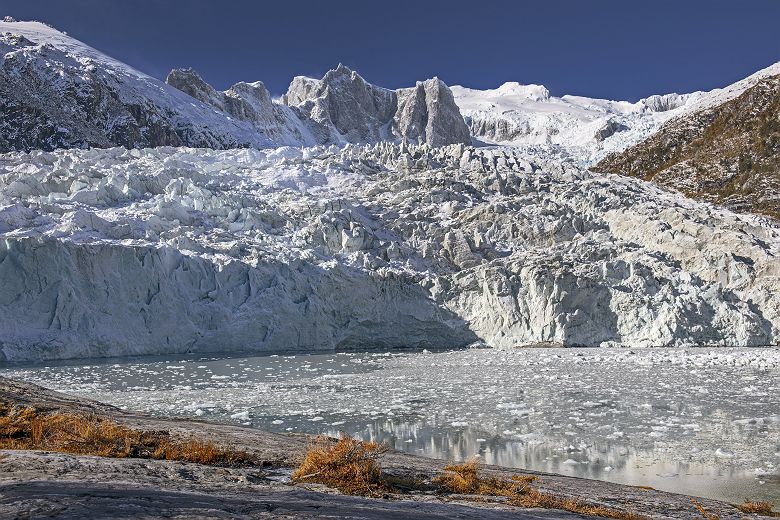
top-left (0, 144), bottom-right (778, 361)
top-left (1, 18), bottom-right (779, 361)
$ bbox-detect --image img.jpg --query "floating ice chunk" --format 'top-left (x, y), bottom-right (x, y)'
top-left (271, 419), bottom-right (284, 425)
top-left (230, 410), bottom-right (250, 420)
top-left (715, 448), bottom-right (735, 458)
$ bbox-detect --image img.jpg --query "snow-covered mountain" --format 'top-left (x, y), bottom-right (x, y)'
top-left (1, 144), bottom-right (777, 361)
top-left (0, 19), bottom-right (276, 151)
top-left (452, 82), bottom-right (692, 163)
top-left (452, 61), bottom-right (780, 165)
top-left (0, 18), bottom-right (469, 152)
top-left (167, 63), bottom-right (471, 147)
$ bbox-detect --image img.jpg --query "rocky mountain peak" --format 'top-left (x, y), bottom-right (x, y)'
top-left (282, 65), bottom-right (470, 146)
top-left (165, 68), bottom-right (227, 111)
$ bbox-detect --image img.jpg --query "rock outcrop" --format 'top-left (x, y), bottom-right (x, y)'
top-left (282, 64), bottom-right (471, 146)
top-left (165, 68), bottom-right (320, 146)
top-left (394, 78), bottom-right (473, 146)
top-left (281, 64), bottom-right (398, 143)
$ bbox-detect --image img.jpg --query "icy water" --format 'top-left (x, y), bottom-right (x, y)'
top-left (2, 347), bottom-right (779, 506)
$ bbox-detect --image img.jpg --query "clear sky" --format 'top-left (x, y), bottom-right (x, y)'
top-left (4, 0), bottom-right (780, 100)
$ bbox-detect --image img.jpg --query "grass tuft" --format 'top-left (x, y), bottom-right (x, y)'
top-left (292, 435), bottom-right (392, 496)
top-left (291, 435), bottom-right (390, 496)
top-left (432, 457), bottom-right (535, 496)
top-left (434, 457), bottom-right (649, 520)
top-left (0, 402), bottom-right (254, 466)
top-left (736, 500), bottom-right (780, 517)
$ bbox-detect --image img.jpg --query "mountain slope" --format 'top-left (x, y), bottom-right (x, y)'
top-left (0, 19), bottom-right (277, 152)
top-left (596, 75), bottom-right (780, 219)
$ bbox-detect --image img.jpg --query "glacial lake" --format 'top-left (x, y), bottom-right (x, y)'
top-left (2, 347), bottom-right (779, 506)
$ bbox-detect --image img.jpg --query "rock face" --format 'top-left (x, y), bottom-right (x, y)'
top-left (282, 65), bottom-right (471, 146)
top-left (394, 78), bottom-right (473, 147)
top-left (596, 75), bottom-right (780, 219)
top-left (282, 64), bottom-right (398, 143)
top-left (0, 144), bottom-right (777, 361)
top-left (165, 68), bottom-right (320, 146)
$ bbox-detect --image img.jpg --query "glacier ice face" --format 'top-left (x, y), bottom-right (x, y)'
top-left (0, 144), bottom-right (777, 361)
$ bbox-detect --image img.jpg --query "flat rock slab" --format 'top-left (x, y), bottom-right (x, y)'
top-left (0, 451), bottom-right (584, 519)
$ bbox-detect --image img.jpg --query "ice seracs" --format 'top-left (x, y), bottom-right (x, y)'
top-left (0, 144), bottom-right (777, 361)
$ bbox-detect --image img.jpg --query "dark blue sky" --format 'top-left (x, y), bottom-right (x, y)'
top-left (4, 0), bottom-right (780, 100)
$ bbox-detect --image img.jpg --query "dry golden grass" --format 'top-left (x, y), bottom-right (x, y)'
top-left (736, 500), bottom-right (780, 517)
top-left (434, 457), bottom-right (649, 520)
top-left (291, 435), bottom-right (390, 496)
top-left (432, 457), bottom-right (535, 496)
top-left (691, 499), bottom-right (720, 520)
top-left (0, 403), bottom-right (254, 466)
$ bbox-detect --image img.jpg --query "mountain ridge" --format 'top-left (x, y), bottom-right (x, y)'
top-left (596, 74), bottom-right (780, 219)
top-left (0, 19), bottom-right (470, 152)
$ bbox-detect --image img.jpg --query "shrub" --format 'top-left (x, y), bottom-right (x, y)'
top-left (736, 500), bottom-right (779, 517)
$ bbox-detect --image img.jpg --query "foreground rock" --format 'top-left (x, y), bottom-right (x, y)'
top-left (0, 144), bottom-right (778, 360)
top-left (0, 377), bottom-right (754, 519)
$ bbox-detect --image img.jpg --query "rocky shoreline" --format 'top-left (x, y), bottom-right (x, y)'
top-left (0, 376), bottom-right (769, 519)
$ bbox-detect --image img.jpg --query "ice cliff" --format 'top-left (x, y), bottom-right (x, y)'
top-left (0, 144), bottom-right (777, 361)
